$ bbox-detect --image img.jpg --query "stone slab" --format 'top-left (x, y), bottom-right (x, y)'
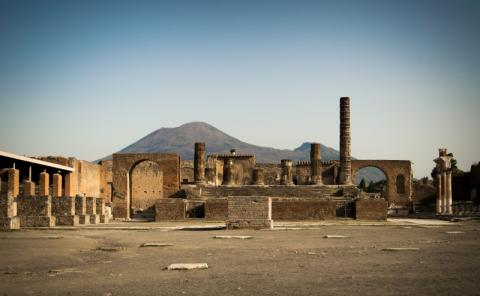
top-left (167, 263), bottom-right (208, 270)
top-left (20, 216), bottom-right (55, 227)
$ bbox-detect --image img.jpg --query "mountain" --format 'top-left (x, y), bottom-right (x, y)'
top-left (104, 122), bottom-right (384, 182)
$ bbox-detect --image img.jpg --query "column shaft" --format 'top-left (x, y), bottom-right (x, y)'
top-left (310, 143), bottom-right (323, 185)
top-left (194, 143), bottom-right (206, 184)
top-left (339, 97), bottom-right (352, 185)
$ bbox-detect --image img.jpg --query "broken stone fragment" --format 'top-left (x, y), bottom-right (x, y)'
top-left (166, 263), bottom-right (209, 270)
top-left (213, 235), bottom-right (252, 239)
top-left (443, 231), bottom-right (464, 234)
top-left (140, 242), bottom-right (173, 247)
top-left (382, 247), bottom-right (420, 251)
top-left (323, 235), bottom-right (348, 239)
top-left (96, 246), bottom-right (123, 252)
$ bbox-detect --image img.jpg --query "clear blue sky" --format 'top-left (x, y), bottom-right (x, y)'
top-left (0, 0), bottom-right (479, 178)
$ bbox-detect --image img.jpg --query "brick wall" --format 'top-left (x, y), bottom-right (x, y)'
top-left (272, 199), bottom-right (336, 220)
top-left (51, 196), bottom-right (75, 216)
top-left (226, 196), bottom-right (272, 229)
top-left (205, 198), bottom-right (228, 220)
top-left (155, 199), bottom-right (185, 221)
top-left (355, 198), bottom-right (388, 220)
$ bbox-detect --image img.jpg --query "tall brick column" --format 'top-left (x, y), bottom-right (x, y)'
top-left (52, 173), bottom-right (62, 197)
top-left (281, 159), bottom-right (294, 186)
top-left (194, 142), bottom-right (206, 184)
top-left (8, 168), bottom-right (19, 197)
top-left (339, 97), bottom-right (352, 185)
top-left (64, 173), bottom-right (76, 197)
top-left (310, 143), bottom-right (323, 185)
top-left (39, 172), bottom-right (49, 196)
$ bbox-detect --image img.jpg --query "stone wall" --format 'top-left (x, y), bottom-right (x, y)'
top-left (208, 155), bottom-right (256, 185)
top-left (155, 199), bottom-right (185, 221)
top-left (272, 199), bottom-right (336, 220)
top-left (131, 161), bottom-right (163, 212)
top-left (16, 195), bottom-right (56, 227)
top-left (99, 160), bottom-right (113, 202)
top-left (205, 198), bottom-right (228, 220)
top-left (355, 198), bottom-right (388, 221)
top-left (226, 196), bottom-right (273, 229)
top-left (181, 160), bottom-right (194, 184)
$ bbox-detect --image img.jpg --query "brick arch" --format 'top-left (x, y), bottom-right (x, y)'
top-left (112, 153), bottom-right (180, 219)
top-left (351, 160), bottom-right (412, 206)
top-left (128, 159), bottom-right (163, 219)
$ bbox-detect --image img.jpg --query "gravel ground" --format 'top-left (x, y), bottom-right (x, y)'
top-left (0, 219), bottom-right (479, 296)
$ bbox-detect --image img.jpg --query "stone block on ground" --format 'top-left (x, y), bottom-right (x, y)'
top-left (0, 217), bottom-right (20, 230)
top-left (355, 198), bottom-right (388, 221)
top-left (155, 199), bottom-right (186, 221)
top-left (226, 196), bottom-right (273, 230)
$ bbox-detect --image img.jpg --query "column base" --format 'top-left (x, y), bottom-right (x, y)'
top-left (19, 216), bottom-right (56, 227)
top-left (89, 214), bottom-right (100, 224)
top-left (78, 215), bottom-right (90, 225)
top-left (55, 215), bottom-right (80, 226)
top-left (99, 215), bottom-right (108, 223)
top-left (1, 217), bottom-right (20, 230)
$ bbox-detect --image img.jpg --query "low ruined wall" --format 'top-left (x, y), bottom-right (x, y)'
top-left (201, 185), bottom-right (345, 199)
top-left (355, 198), bottom-right (388, 221)
top-left (155, 199), bottom-right (185, 221)
top-left (272, 199), bottom-right (336, 220)
top-left (51, 196), bottom-right (75, 216)
top-left (205, 198), bottom-right (228, 221)
top-left (226, 196), bottom-right (272, 229)
top-left (16, 195), bottom-right (55, 227)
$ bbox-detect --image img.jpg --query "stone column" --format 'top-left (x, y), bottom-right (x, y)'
top-left (310, 143), bottom-right (323, 185)
top-left (441, 172), bottom-right (447, 214)
top-left (39, 172), bottom-right (49, 196)
top-left (194, 142), bottom-right (206, 184)
top-left (23, 180), bottom-right (35, 196)
top-left (339, 97), bottom-right (352, 185)
top-left (64, 173), bottom-right (76, 197)
top-left (52, 173), bottom-right (62, 197)
top-left (222, 158), bottom-right (234, 186)
top-left (281, 159), bottom-right (294, 186)
top-left (436, 174), bottom-right (442, 214)
top-left (7, 168), bottom-right (20, 197)
top-left (205, 168), bottom-right (215, 185)
top-left (252, 168), bottom-right (265, 186)
top-left (446, 171), bottom-right (453, 215)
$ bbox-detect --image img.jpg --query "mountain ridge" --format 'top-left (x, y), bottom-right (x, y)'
top-left (101, 122), bottom-right (383, 182)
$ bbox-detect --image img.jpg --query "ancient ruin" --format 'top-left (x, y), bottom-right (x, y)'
top-left (3, 96), bottom-right (465, 230)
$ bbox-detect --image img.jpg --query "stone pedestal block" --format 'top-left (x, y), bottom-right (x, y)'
top-left (23, 180), bottom-right (36, 196)
top-left (355, 198), bottom-right (387, 221)
top-left (20, 216), bottom-right (56, 227)
top-left (0, 217), bottom-right (20, 230)
top-left (226, 196), bottom-right (273, 230)
top-left (51, 196), bottom-right (78, 226)
top-left (155, 199), bottom-right (186, 221)
top-left (64, 173), bottom-right (77, 197)
top-left (79, 215), bottom-right (90, 225)
top-left (55, 215), bottom-right (79, 226)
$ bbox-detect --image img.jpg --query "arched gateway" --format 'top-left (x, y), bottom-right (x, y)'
top-left (112, 153), bottom-right (180, 219)
top-left (351, 160), bottom-right (412, 206)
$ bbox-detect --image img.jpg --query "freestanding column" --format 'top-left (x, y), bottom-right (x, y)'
top-left (7, 168), bottom-right (20, 197)
top-left (39, 172), bottom-right (50, 196)
top-left (222, 158), bottom-right (234, 186)
top-left (310, 143), bottom-right (323, 185)
top-left (194, 143), bottom-right (206, 184)
top-left (446, 171), bottom-right (453, 214)
top-left (252, 168), bottom-right (265, 185)
top-left (52, 173), bottom-right (62, 197)
top-left (436, 174), bottom-right (442, 214)
top-left (281, 159), bottom-right (294, 186)
top-left (441, 172), bottom-right (447, 214)
top-left (339, 97), bottom-right (352, 185)
top-left (64, 173), bottom-right (76, 197)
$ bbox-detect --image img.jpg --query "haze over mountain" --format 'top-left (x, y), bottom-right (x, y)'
top-left (105, 122), bottom-right (383, 182)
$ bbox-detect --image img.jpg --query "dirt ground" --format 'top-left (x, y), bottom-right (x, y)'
top-left (0, 219), bottom-right (479, 296)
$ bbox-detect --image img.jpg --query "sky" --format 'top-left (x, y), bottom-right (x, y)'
top-left (0, 0), bottom-right (479, 178)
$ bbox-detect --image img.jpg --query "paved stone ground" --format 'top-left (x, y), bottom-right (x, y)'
top-left (1, 219), bottom-right (479, 296)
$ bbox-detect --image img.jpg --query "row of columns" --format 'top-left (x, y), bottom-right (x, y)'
top-left (1, 168), bottom-right (76, 198)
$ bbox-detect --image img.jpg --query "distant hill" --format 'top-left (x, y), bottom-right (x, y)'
top-left (102, 122), bottom-right (384, 182)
